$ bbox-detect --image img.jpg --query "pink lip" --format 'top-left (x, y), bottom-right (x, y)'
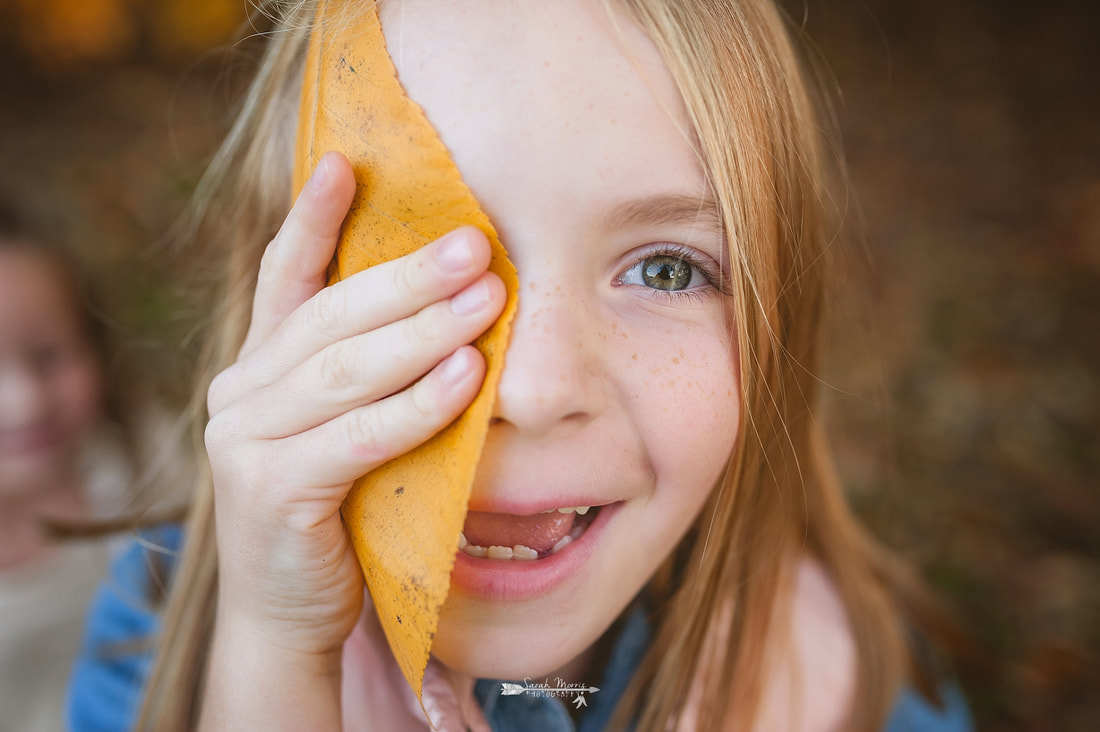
top-left (449, 501), bottom-right (621, 601)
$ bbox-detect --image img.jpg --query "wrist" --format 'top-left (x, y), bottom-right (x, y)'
top-left (199, 610), bottom-right (345, 731)
top-left (213, 602), bottom-right (347, 675)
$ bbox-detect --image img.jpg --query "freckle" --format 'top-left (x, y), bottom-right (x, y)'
top-left (671, 357), bottom-right (680, 364)
top-left (529, 281), bottom-right (538, 291)
top-left (631, 353), bottom-right (637, 360)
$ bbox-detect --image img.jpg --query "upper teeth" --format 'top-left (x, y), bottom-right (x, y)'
top-left (541, 506), bottom-right (591, 515)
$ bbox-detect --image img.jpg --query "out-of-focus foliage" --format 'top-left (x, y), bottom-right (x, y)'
top-left (1, 0), bottom-right (242, 70)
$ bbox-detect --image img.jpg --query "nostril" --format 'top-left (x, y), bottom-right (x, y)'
top-left (563, 410), bottom-right (591, 425)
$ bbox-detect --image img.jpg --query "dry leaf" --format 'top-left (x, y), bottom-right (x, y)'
top-left (293, 0), bottom-right (518, 706)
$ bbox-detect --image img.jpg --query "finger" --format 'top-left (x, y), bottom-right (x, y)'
top-left (265, 346), bottom-right (485, 489)
top-left (240, 273), bottom-right (505, 439)
top-left (209, 226), bottom-right (492, 415)
top-left (240, 151), bottom-right (357, 357)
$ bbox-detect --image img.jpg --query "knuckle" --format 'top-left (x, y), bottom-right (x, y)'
top-left (205, 415), bottom-right (272, 500)
top-left (397, 254), bottom-right (425, 299)
top-left (306, 285), bottom-right (347, 336)
top-left (257, 237), bottom-right (282, 278)
top-left (409, 378), bottom-right (440, 423)
top-left (318, 343), bottom-right (357, 392)
top-left (344, 410), bottom-right (387, 462)
top-left (206, 368), bottom-right (234, 416)
top-left (408, 306), bottom-right (442, 346)
top-left (203, 412), bottom-right (236, 452)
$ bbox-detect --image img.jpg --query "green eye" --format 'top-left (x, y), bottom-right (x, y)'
top-left (617, 245), bottom-right (729, 300)
top-left (621, 252), bottom-right (707, 293)
top-left (641, 255), bottom-right (693, 291)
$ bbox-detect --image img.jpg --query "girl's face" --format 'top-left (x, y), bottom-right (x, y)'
top-left (0, 248), bottom-right (102, 497)
top-left (381, 0), bottom-right (740, 679)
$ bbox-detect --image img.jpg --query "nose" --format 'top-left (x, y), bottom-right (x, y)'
top-left (491, 282), bottom-right (604, 436)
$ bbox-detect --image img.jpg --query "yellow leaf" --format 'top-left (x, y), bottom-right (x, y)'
top-left (293, 1), bottom-right (518, 707)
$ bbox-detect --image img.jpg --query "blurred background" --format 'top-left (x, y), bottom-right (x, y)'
top-left (0, 0), bottom-right (1095, 729)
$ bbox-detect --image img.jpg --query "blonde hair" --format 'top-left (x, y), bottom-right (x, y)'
top-left (139, 1), bottom-right (942, 730)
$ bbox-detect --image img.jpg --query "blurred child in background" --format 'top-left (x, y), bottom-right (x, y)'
top-left (0, 204), bottom-right (152, 732)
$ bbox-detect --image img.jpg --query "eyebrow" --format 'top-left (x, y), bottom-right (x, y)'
top-left (601, 193), bottom-right (724, 234)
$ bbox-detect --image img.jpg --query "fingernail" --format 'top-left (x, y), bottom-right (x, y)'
top-left (436, 230), bottom-right (475, 272)
top-left (450, 279), bottom-right (489, 315)
top-left (308, 155), bottom-right (330, 192)
top-left (440, 350), bottom-right (470, 384)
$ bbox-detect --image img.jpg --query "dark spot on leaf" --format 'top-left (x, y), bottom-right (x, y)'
top-left (339, 56), bottom-right (356, 75)
top-left (395, 486), bottom-right (405, 495)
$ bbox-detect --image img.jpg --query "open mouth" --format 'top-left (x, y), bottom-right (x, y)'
top-left (458, 504), bottom-right (603, 561)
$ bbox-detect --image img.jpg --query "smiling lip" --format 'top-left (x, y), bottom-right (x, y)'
top-left (450, 501), bottom-right (620, 601)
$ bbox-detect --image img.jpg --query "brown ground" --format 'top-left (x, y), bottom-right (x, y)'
top-left (1, 1), bottom-right (1096, 729)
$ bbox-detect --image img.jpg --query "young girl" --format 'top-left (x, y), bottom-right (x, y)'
top-left (68, 0), bottom-right (973, 730)
top-left (0, 207), bottom-right (140, 732)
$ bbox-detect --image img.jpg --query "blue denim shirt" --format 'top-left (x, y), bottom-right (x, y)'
top-left (473, 605), bottom-right (971, 732)
top-left (67, 527), bottom-right (972, 731)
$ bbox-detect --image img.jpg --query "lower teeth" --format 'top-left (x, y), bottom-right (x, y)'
top-left (459, 508), bottom-right (598, 560)
top-left (487, 546), bottom-right (513, 560)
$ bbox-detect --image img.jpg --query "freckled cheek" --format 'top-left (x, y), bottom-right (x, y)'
top-left (616, 334), bottom-right (740, 488)
top-left (618, 335), bottom-right (737, 424)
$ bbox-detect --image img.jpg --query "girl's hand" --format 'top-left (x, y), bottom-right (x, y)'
top-left (199, 151), bottom-right (505, 731)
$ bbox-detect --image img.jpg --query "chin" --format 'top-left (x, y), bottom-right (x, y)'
top-left (431, 609), bottom-right (593, 680)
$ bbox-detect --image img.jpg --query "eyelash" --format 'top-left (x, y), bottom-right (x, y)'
top-left (616, 243), bottom-right (730, 303)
